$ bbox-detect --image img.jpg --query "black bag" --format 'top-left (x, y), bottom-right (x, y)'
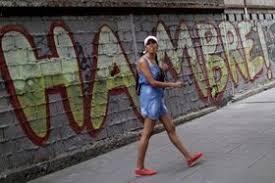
top-left (135, 73), bottom-right (141, 96)
top-left (157, 68), bottom-right (166, 82)
top-left (155, 56), bottom-right (166, 82)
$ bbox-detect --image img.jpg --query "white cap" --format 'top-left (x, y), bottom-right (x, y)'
top-left (144, 35), bottom-right (158, 46)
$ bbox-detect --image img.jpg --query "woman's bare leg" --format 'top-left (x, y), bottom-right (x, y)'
top-left (136, 118), bottom-right (155, 169)
top-left (160, 113), bottom-right (193, 161)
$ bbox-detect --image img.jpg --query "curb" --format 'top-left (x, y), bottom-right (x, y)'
top-left (232, 81), bottom-right (275, 103)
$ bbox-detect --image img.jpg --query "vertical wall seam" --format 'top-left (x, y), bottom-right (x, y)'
top-left (130, 14), bottom-right (138, 62)
top-left (221, 13), bottom-right (235, 96)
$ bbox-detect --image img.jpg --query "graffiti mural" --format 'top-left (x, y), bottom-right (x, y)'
top-left (0, 22), bottom-right (85, 145)
top-left (0, 22), bottom-right (141, 145)
top-left (0, 18), bottom-right (274, 146)
top-left (156, 20), bottom-right (272, 103)
top-left (264, 22), bottom-right (275, 64)
top-left (87, 25), bottom-right (141, 135)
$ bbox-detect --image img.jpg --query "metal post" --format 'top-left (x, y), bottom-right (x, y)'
top-left (244, 0), bottom-right (249, 19)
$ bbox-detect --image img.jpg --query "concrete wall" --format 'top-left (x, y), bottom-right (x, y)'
top-left (224, 0), bottom-right (244, 6)
top-left (247, 0), bottom-right (275, 7)
top-left (225, 0), bottom-right (275, 7)
top-left (1, 8), bottom-right (275, 182)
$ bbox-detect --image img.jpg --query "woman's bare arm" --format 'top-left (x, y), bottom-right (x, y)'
top-left (137, 58), bottom-right (182, 88)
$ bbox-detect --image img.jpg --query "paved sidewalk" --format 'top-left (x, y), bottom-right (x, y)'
top-left (29, 87), bottom-right (275, 183)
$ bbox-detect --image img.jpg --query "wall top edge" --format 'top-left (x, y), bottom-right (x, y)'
top-left (0, 0), bottom-right (224, 9)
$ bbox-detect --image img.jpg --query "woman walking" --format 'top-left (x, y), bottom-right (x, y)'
top-left (135, 35), bottom-right (203, 176)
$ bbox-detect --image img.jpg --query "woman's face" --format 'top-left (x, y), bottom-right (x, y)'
top-left (145, 39), bottom-right (158, 54)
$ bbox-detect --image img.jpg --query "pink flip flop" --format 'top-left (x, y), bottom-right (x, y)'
top-left (187, 152), bottom-right (203, 167)
top-left (135, 168), bottom-right (157, 176)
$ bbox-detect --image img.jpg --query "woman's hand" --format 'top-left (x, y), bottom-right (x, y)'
top-left (172, 81), bottom-right (183, 88)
